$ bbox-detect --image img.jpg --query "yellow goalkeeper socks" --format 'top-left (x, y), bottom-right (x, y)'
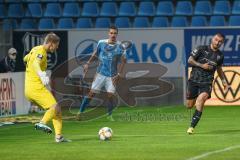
top-left (53, 114), bottom-right (62, 136)
top-left (41, 105), bottom-right (63, 136)
top-left (41, 107), bottom-right (55, 124)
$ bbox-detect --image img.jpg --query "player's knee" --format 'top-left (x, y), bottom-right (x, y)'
top-left (198, 93), bottom-right (209, 102)
top-left (186, 100), bottom-right (194, 109)
top-left (107, 93), bottom-right (114, 98)
top-left (88, 91), bottom-right (95, 98)
top-left (52, 104), bottom-right (62, 115)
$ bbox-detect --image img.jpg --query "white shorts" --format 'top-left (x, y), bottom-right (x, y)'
top-left (91, 73), bottom-right (116, 93)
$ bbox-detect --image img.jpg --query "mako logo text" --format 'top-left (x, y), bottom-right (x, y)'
top-left (75, 39), bottom-right (178, 63)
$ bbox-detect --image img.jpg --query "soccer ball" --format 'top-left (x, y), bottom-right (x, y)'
top-left (98, 127), bottom-right (113, 141)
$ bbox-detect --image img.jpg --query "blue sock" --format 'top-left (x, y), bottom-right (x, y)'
top-left (79, 96), bottom-right (90, 113)
top-left (107, 99), bottom-right (114, 116)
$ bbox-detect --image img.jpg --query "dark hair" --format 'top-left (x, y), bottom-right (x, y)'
top-left (44, 32), bottom-right (60, 44)
top-left (215, 33), bottom-right (225, 40)
top-left (109, 25), bottom-right (118, 33)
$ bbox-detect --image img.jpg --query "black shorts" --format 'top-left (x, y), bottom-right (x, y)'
top-left (186, 80), bottom-right (212, 100)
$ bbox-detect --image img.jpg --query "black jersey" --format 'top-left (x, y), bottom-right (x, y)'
top-left (189, 45), bottom-right (224, 84)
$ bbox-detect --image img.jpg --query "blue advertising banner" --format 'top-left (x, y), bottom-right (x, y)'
top-left (68, 29), bottom-right (185, 77)
top-left (184, 29), bottom-right (240, 66)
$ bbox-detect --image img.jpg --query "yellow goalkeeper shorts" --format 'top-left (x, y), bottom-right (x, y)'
top-left (25, 87), bottom-right (57, 110)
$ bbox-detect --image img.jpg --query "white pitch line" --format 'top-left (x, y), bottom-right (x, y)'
top-left (186, 145), bottom-right (240, 160)
top-left (68, 134), bottom-right (236, 137)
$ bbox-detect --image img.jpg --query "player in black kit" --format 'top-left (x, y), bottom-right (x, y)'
top-left (186, 33), bottom-right (229, 134)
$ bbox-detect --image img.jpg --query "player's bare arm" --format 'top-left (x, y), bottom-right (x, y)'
top-left (118, 55), bottom-right (127, 76)
top-left (188, 56), bottom-right (212, 70)
top-left (112, 55), bottom-right (126, 86)
top-left (83, 50), bottom-right (97, 74)
top-left (217, 66), bottom-right (229, 89)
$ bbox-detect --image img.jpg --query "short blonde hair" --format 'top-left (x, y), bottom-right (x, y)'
top-left (44, 32), bottom-right (60, 44)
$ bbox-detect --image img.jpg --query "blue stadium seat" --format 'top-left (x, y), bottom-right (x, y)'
top-left (138, 2), bottom-right (155, 16)
top-left (152, 17), bottom-right (169, 27)
top-left (57, 18), bottom-right (74, 29)
top-left (175, 1), bottom-right (193, 16)
top-left (82, 2), bottom-right (99, 17)
top-left (95, 18), bottom-right (111, 28)
top-left (171, 16), bottom-right (188, 27)
top-left (232, 1), bottom-right (240, 15)
top-left (213, 1), bottom-right (231, 15)
top-left (41, 0), bottom-right (58, 2)
top-left (118, 2), bottom-right (136, 17)
top-left (26, 3), bottom-right (42, 18)
top-left (229, 16), bottom-right (240, 26)
top-left (133, 17), bottom-right (150, 28)
top-left (58, 0), bottom-right (77, 2)
top-left (194, 1), bottom-right (212, 15)
top-left (25, 6), bottom-right (32, 18)
top-left (3, 19), bottom-right (18, 30)
top-left (20, 19), bottom-right (37, 29)
top-left (6, 0), bottom-right (22, 2)
top-left (100, 2), bottom-right (118, 17)
top-left (8, 3), bottom-right (24, 18)
top-left (191, 16), bottom-right (208, 27)
top-left (44, 3), bottom-right (62, 18)
top-left (76, 18), bottom-right (93, 28)
top-left (0, 4), bottom-right (6, 19)
top-left (39, 18), bottom-right (55, 29)
top-left (209, 16), bottom-right (226, 26)
top-left (115, 17), bottom-right (131, 28)
top-left (63, 2), bottom-right (80, 18)
top-left (24, 0), bottom-right (40, 2)
top-left (156, 1), bottom-right (174, 16)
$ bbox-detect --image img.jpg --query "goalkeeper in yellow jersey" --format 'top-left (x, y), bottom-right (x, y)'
top-left (24, 32), bottom-right (70, 143)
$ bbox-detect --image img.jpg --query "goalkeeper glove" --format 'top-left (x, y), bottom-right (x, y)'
top-left (37, 71), bottom-right (49, 85)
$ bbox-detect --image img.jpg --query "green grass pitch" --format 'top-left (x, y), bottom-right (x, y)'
top-left (0, 105), bottom-right (240, 160)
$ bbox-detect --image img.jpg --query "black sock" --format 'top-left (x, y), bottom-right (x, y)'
top-left (190, 110), bottom-right (202, 128)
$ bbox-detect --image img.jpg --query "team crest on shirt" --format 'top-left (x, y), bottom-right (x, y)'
top-left (22, 32), bottom-right (58, 69)
top-left (191, 48), bottom-right (198, 55)
top-left (37, 54), bottom-right (43, 60)
top-left (204, 51), bottom-right (209, 55)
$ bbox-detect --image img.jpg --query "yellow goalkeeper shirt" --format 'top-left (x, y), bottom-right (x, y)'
top-left (24, 45), bottom-right (47, 88)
